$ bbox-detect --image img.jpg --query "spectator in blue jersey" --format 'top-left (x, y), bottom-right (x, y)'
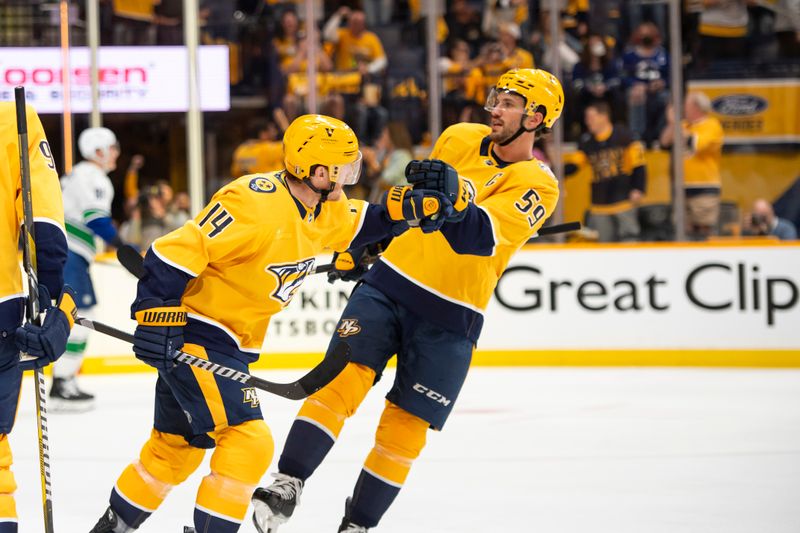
top-left (621, 21), bottom-right (670, 146)
top-left (571, 34), bottom-right (622, 134)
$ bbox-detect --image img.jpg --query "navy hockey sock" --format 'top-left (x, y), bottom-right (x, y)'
top-left (277, 419), bottom-right (336, 480)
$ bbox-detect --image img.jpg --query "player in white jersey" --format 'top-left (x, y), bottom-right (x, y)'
top-left (56, 127), bottom-right (124, 410)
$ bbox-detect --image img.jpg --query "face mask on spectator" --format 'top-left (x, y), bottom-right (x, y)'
top-left (590, 42), bottom-right (606, 56)
top-left (641, 35), bottom-right (655, 47)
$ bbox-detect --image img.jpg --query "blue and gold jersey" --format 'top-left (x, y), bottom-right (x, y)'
top-left (139, 172), bottom-right (390, 361)
top-left (364, 123), bottom-right (560, 342)
top-left (0, 102), bottom-right (66, 305)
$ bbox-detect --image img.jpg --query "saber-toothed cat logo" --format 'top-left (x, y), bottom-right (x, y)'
top-left (267, 258), bottom-right (315, 304)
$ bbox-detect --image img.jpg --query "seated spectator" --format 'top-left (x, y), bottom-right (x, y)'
top-left (165, 191), bottom-right (191, 232)
top-left (571, 34), bottom-right (622, 133)
top-left (660, 92), bottom-right (725, 240)
top-left (230, 119), bottom-right (283, 178)
top-left (744, 199), bottom-right (798, 240)
top-left (499, 22), bottom-right (534, 69)
top-left (622, 22), bottom-right (670, 146)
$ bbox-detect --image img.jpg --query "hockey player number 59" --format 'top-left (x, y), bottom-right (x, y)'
top-left (198, 202), bottom-right (235, 238)
top-left (514, 188), bottom-right (546, 228)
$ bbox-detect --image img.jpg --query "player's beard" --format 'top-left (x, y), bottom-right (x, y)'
top-left (488, 117), bottom-right (519, 145)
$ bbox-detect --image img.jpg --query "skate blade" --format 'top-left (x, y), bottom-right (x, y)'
top-left (252, 499), bottom-right (287, 533)
top-left (48, 397), bottom-right (95, 413)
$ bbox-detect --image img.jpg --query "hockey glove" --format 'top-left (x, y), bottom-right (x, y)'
top-left (132, 298), bottom-right (187, 371)
top-left (327, 249), bottom-right (369, 284)
top-left (405, 159), bottom-right (470, 222)
top-left (382, 185), bottom-right (454, 234)
top-left (15, 286), bottom-right (77, 371)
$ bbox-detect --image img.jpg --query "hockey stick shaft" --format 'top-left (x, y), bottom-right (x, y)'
top-left (75, 317), bottom-right (349, 400)
top-left (535, 221), bottom-right (581, 237)
top-left (15, 86), bottom-right (56, 533)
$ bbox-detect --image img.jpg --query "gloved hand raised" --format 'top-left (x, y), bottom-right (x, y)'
top-left (381, 185), bottom-right (454, 233)
top-left (15, 286), bottom-right (77, 371)
top-left (131, 298), bottom-right (187, 371)
top-left (405, 159), bottom-right (471, 223)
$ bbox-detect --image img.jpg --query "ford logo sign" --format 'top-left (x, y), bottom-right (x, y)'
top-left (711, 94), bottom-right (768, 116)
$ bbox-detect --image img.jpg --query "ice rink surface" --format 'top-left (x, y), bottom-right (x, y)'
top-left (10, 367), bottom-right (800, 533)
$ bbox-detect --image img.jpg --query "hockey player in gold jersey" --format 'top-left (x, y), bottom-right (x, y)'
top-left (252, 68), bottom-right (563, 532)
top-left (0, 102), bottom-right (76, 532)
top-left (89, 114), bottom-right (454, 533)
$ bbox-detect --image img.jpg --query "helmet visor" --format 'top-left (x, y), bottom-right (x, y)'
top-left (484, 88), bottom-right (528, 115)
top-left (331, 151), bottom-right (363, 186)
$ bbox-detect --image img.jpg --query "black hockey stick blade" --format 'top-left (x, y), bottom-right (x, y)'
top-left (75, 316), bottom-right (350, 400)
top-left (536, 221), bottom-right (581, 236)
top-left (117, 244), bottom-right (146, 279)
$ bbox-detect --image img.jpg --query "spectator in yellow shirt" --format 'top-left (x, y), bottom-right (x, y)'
top-left (230, 120), bottom-right (284, 179)
top-left (323, 7), bottom-right (387, 76)
top-left (661, 91), bottom-right (725, 239)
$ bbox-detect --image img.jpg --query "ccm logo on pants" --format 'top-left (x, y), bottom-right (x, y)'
top-left (413, 383), bottom-right (451, 406)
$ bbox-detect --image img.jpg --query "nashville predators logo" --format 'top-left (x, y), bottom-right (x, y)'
top-left (242, 387), bottom-right (259, 408)
top-left (249, 176), bottom-right (277, 193)
top-left (267, 258), bottom-right (316, 305)
top-left (336, 318), bottom-right (361, 337)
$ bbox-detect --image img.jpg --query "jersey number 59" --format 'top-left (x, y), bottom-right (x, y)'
top-left (514, 189), bottom-right (546, 228)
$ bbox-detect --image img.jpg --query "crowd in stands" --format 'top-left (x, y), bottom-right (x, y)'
top-left (1, 0), bottom-right (798, 243)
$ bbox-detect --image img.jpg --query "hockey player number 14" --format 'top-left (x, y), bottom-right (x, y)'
top-left (514, 188), bottom-right (546, 228)
top-left (198, 202), bottom-right (235, 238)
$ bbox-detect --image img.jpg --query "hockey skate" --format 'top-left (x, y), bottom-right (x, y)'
top-left (89, 506), bottom-right (133, 533)
top-left (50, 377), bottom-right (94, 412)
top-left (251, 473), bottom-right (304, 533)
top-left (337, 498), bottom-right (369, 532)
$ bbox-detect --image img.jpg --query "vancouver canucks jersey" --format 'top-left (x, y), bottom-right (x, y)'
top-left (0, 102), bottom-right (66, 306)
top-left (137, 172), bottom-right (391, 362)
top-left (364, 123), bottom-right (560, 342)
top-left (61, 161), bottom-right (115, 262)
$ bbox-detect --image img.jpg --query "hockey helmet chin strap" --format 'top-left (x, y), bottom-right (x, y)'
top-left (301, 177), bottom-right (333, 203)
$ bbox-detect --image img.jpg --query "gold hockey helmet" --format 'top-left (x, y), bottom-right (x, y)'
top-left (283, 114), bottom-right (362, 185)
top-left (485, 69), bottom-right (564, 129)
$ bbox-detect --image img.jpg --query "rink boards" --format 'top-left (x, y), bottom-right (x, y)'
top-left (79, 240), bottom-right (800, 373)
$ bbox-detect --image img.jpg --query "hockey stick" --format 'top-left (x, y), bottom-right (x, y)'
top-left (117, 244), bottom-right (338, 279)
top-left (15, 86), bottom-right (56, 533)
top-left (74, 316), bottom-right (349, 400)
top-left (534, 221), bottom-right (581, 237)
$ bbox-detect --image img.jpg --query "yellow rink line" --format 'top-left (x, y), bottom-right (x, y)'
top-left (71, 349), bottom-right (800, 375)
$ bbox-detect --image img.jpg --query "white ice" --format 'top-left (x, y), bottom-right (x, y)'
top-left (10, 367), bottom-right (800, 533)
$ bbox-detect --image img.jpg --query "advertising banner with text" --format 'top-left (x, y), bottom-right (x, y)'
top-left (85, 243), bottom-right (800, 361)
top-left (0, 46), bottom-right (229, 113)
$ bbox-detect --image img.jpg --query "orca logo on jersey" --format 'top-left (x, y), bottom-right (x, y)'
top-left (249, 176), bottom-right (277, 193)
top-left (242, 387), bottom-right (260, 408)
top-left (336, 318), bottom-right (361, 337)
top-left (267, 258), bottom-right (316, 305)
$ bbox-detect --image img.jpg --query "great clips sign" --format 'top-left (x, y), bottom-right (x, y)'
top-left (0, 46), bottom-right (229, 113)
top-left (487, 243), bottom-right (800, 350)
